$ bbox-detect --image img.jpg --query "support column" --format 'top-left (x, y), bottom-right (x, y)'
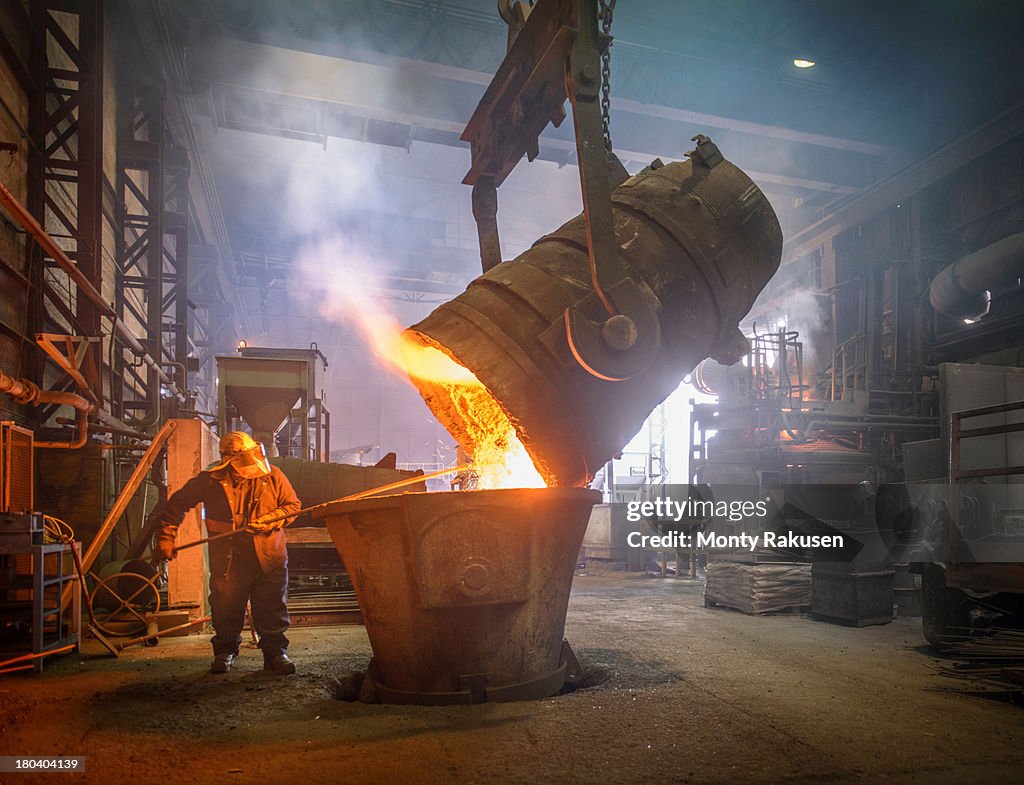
top-left (27, 0), bottom-right (105, 394)
top-left (114, 81), bottom-right (163, 426)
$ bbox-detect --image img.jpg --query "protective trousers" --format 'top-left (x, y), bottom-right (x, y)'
top-left (209, 535), bottom-right (289, 660)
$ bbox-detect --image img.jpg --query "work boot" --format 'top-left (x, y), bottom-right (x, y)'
top-left (210, 652), bottom-right (236, 674)
top-left (264, 653), bottom-right (296, 675)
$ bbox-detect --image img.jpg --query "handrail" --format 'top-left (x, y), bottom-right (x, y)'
top-left (947, 398), bottom-right (1024, 551)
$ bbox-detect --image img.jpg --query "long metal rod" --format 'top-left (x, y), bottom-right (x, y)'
top-left (0, 178), bottom-right (181, 397)
top-left (173, 464), bottom-right (469, 554)
top-left (65, 536), bottom-right (118, 656)
top-left (0, 644), bottom-right (76, 671)
top-left (955, 399), bottom-right (1024, 420)
top-left (115, 615), bottom-right (212, 652)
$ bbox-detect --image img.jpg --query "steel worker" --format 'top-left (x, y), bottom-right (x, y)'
top-left (155, 431), bottom-right (301, 675)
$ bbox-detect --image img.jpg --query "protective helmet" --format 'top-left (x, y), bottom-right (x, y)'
top-left (209, 431), bottom-right (271, 478)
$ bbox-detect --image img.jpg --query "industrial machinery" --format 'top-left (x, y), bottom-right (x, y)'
top-left (688, 327), bottom-right (935, 625)
top-left (325, 0), bottom-right (784, 704)
top-left (684, 120), bottom-right (1024, 637)
top-left (0, 422), bottom-right (33, 514)
top-left (217, 344), bottom-right (330, 461)
top-left (406, 150), bottom-right (782, 488)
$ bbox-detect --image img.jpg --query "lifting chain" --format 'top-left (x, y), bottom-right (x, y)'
top-left (598, 0), bottom-right (617, 153)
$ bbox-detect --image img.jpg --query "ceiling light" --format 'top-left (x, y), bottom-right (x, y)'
top-left (793, 58), bottom-right (816, 69)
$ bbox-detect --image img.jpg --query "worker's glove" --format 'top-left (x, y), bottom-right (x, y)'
top-left (246, 513), bottom-right (283, 535)
top-left (154, 539), bottom-right (176, 562)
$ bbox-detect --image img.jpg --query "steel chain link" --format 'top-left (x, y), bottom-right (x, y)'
top-left (598, 0), bottom-right (617, 153)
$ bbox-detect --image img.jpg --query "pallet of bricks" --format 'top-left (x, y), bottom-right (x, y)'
top-left (704, 561), bottom-right (811, 615)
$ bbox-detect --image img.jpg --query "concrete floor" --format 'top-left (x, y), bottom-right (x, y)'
top-left (1, 574), bottom-right (1022, 785)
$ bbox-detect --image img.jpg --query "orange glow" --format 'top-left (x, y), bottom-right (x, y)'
top-left (321, 269), bottom-right (543, 489)
top-left (402, 344), bottom-right (545, 490)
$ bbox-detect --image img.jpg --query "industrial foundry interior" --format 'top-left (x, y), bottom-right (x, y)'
top-left (0, 1), bottom-right (1023, 783)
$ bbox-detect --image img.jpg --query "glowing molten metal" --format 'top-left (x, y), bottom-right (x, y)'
top-left (399, 340), bottom-right (545, 490)
top-left (319, 271), bottom-right (543, 489)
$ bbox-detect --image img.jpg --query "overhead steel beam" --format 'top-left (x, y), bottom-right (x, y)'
top-left (233, 251), bottom-right (470, 298)
top-left (523, 135), bottom-right (862, 196)
top-left (197, 28), bottom-right (899, 159)
top-left (610, 97), bottom-right (894, 158)
top-left (188, 37), bottom-right (862, 195)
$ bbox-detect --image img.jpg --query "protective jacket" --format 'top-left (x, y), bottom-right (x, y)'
top-left (158, 465), bottom-right (301, 573)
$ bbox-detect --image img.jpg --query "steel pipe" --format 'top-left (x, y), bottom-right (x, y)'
top-left (0, 370), bottom-right (95, 412)
top-left (929, 230), bottom-right (1024, 320)
top-left (0, 368), bottom-right (96, 449)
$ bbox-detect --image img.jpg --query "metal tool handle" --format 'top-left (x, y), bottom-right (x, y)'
top-left (170, 463), bottom-right (470, 554)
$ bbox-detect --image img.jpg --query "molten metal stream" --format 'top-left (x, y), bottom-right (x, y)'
top-left (310, 260), bottom-right (544, 488)
top-left (399, 340), bottom-right (545, 489)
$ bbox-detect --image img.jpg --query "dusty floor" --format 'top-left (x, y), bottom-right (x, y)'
top-left (1, 574), bottom-right (1022, 785)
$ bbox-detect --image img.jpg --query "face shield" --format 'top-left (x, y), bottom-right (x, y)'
top-left (228, 443), bottom-right (272, 479)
